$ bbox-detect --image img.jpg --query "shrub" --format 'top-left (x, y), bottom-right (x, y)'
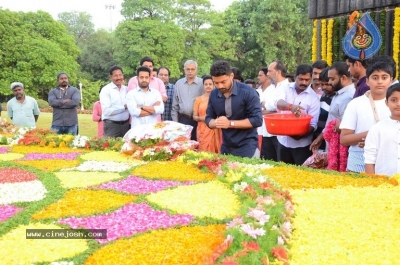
top-left (37, 99), bottom-right (49, 108)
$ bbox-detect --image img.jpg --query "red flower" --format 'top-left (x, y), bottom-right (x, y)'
top-left (242, 241), bottom-right (260, 252)
top-left (242, 185), bottom-right (257, 198)
top-left (259, 182), bottom-right (272, 190)
top-left (102, 142), bottom-right (110, 150)
top-left (271, 247), bottom-right (289, 265)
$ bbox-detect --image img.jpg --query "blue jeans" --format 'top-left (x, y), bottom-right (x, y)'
top-left (51, 125), bottom-right (78, 135)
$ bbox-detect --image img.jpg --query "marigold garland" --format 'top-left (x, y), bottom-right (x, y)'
top-left (132, 161), bottom-right (215, 181)
top-left (393, 7), bottom-right (400, 79)
top-left (147, 181), bottom-right (241, 220)
top-left (32, 189), bottom-right (136, 219)
top-left (84, 225), bottom-right (226, 265)
top-left (321, 19), bottom-right (327, 61)
top-left (312, 19), bottom-right (318, 62)
top-left (327, 19), bottom-right (334, 65)
top-left (290, 186), bottom-right (400, 264)
top-left (262, 167), bottom-right (392, 189)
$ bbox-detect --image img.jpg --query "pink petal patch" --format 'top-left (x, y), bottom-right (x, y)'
top-left (0, 147), bottom-right (9, 154)
top-left (0, 168), bottom-right (38, 183)
top-left (0, 205), bottom-right (24, 222)
top-left (22, 152), bottom-right (82, 160)
top-left (58, 202), bottom-right (194, 243)
top-left (96, 175), bottom-right (195, 194)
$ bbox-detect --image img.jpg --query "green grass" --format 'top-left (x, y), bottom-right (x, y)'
top-left (2, 112), bottom-right (97, 138)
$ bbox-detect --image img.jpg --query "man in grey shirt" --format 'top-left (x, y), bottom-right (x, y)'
top-left (171, 60), bottom-right (204, 140)
top-left (48, 72), bottom-right (81, 135)
top-left (310, 62), bottom-right (355, 151)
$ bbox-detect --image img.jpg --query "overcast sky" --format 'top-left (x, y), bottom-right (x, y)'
top-left (0, 0), bottom-right (236, 30)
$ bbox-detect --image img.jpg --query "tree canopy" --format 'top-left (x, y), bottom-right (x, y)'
top-left (0, 0), bottom-right (313, 101)
top-left (0, 10), bottom-right (80, 98)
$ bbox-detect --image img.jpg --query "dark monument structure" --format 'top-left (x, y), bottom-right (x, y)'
top-left (308, 0), bottom-right (400, 64)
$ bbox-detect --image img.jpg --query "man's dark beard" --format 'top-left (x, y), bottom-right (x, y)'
top-left (332, 79), bottom-right (343, 91)
top-left (139, 83), bottom-right (149, 89)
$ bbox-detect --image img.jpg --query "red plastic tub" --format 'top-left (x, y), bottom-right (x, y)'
top-left (264, 113), bottom-right (312, 136)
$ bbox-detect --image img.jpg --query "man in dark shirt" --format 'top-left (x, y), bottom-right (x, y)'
top-left (345, 56), bottom-right (370, 98)
top-left (48, 72), bottom-right (80, 135)
top-left (313, 68), bottom-right (335, 150)
top-left (158, 67), bottom-right (174, 121)
top-left (205, 60), bottom-right (263, 158)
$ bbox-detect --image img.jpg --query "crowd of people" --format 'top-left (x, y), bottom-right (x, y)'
top-left (2, 54), bottom-right (399, 176)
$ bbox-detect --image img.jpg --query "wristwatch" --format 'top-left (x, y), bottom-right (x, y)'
top-left (229, 121), bottom-right (235, 128)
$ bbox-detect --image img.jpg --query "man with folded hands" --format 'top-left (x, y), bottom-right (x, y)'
top-left (126, 66), bottom-right (164, 127)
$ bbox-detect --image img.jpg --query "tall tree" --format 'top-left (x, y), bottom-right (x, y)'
top-left (224, 0), bottom-right (312, 77)
top-left (79, 30), bottom-right (118, 81)
top-left (121, 0), bottom-right (177, 21)
top-left (58, 11), bottom-right (95, 45)
top-left (114, 19), bottom-right (186, 78)
top-left (0, 10), bottom-right (80, 98)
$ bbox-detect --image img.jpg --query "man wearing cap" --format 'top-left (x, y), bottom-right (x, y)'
top-left (48, 72), bottom-right (81, 135)
top-left (7, 82), bottom-right (40, 127)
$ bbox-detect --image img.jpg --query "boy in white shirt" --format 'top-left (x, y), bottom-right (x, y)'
top-left (340, 62), bottom-right (393, 172)
top-left (364, 83), bottom-right (400, 176)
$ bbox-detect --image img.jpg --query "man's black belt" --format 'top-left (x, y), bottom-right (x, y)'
top-left (103, 119), bottom-right (129, 125)
top-left (179, 113), bottom-right (193, 119)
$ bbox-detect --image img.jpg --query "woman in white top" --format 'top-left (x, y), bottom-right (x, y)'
top-left (340, 62), bottom-right (393, 173)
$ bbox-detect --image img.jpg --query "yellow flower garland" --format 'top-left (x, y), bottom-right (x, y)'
top-left (393, 7), bottom-right (400, 80)
top-left (312, 20), bottom-right (318, 62)
top-left (321, 19), bottom-right (327, 61)
top-left (327, 19), bottom-right (334, 65)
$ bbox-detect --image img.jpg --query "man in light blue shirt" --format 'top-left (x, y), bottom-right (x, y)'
top-left (7, 82), bottom-right (40, 128)
top-left (126, 66), bottom-right (164, 127)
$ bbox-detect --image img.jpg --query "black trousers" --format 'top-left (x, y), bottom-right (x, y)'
top-left (260, 136), bottom-right (279, 162)
top-left (103, 120), bottom-right (130, 138)
top-left (178, 115), bottom-right (198, 141)
top-left (278, 142), bottom-right (312, 166)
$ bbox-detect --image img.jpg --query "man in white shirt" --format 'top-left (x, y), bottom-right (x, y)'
top-left (126, 66), bottom-right (164, 128)
top-left (274, 64), bottom-right (320, 165)
top-left (100, 65), bottom-right (130, 138)
top-left (258, 60), bottom-right (291, 161)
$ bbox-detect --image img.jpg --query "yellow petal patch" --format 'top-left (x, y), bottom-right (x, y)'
top-left (32, 189), bottom-right (136, 219)
top-left (147, 181), bottom-right (240, 220)
top-left (16, 159), bottom-right (81, 171)
top-left (0, 153), bottom-right (24, 161)
top-left (11, 146), bottom-right (87, 153)
top-left (85, 225), bottom-right (225, 265)
top-left (55, 171), bottom-right (124, 188)
top-left (263, 166), bottom-right (392, 189)
top-left (80, 151), bottom-right (139, 163)
top-left (290, 186), bottom-right (400, 265)
top-left (0, 223), bottom-right (88, 264)
top-left (132, 161), bottom-right (215, 181)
